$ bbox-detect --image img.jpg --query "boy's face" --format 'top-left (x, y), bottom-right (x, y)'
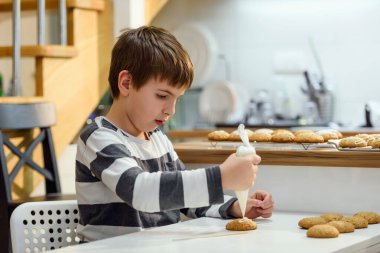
top-left (124, 77), bottom-right (186, 137)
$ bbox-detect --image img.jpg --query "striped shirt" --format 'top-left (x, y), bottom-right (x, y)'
top-left (75, 117), bottom-right (236, 241)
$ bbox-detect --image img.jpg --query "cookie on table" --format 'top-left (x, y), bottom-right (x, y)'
top-left (338, 136), bottom-right (367, 148)
top-left (298, 217), bottom-right (327, 229)
top-left (327, 221), bottom-right (355, 233)
top-left (316, 130), bottom-right (339, 142)
top-left (354, 211), bottom-right (380, 224)
top-left (320, 213), bottom-right (343, 222)
top-left (307, 224), bottom-right (339, 238)
top-left (295, 132), bottom-right (324, 143)
top-left (207, 130), bottom-right (230, 141)
top-left (250, 132), bottom-right (272, 142)
top-left (226, 218), bottom-right (257, 231)
top-left (342, 216), bottom-right (368, 229)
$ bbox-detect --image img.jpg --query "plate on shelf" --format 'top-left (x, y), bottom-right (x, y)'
top-left (199, 80), bottom-right (237, 124)
top-left (172, 23), bottom-right (218, 87)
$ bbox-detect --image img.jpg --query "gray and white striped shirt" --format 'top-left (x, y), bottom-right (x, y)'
top-left (75, 117), bottom-right (236, 241)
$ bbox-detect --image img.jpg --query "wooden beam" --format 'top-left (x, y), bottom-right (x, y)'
top-left (0, 45), bottom-right (78, 58)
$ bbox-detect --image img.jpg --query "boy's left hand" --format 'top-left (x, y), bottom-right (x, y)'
top-left (228, 190), bottom-right (274, 219)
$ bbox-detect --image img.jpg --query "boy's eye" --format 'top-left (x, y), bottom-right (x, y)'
top-left (156, 94), bottom-right (167, 99)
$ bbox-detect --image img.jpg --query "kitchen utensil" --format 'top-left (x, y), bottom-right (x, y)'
top-left (235, 124), bottom-right (256, 218)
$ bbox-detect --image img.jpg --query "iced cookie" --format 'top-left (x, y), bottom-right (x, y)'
top-left (254, 128), bottom-right (273, 135)
top-left (307, 225), bottom-right (339, 238)
top-left (316, 130), bottom-right (339, 142)
top-left (298, 217), bottom-right (327, 229)
top-left (294, 130), bottom-right (314, 136)
top-left (342, 216), bottom-right (368, 229)
top-left (207, 130), bottom-right (230, 141)
top-left (368, 137), bottom-right (380, 148)
top-left (327, 221), bottom-right (355, 233)
top-left (228, 130), bottom-right (254, 142)
top-left (226, 218), bottom-right (257, 231)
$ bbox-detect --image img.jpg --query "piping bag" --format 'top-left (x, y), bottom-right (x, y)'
top-left (235, 124), bottom-right (256, 218)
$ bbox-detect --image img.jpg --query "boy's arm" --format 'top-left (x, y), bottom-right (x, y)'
top-left (77, 128), bottom-right (225, 213)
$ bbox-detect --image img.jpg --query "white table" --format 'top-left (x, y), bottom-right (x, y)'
top-left (49, 212), bottom-right (380, 253)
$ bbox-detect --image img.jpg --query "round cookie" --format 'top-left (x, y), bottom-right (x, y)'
top-left (250, 132), bottom-right (272, 142)
top-left (271, 131), bottom-right (295, 143)
top-left (298, 217), bottom-right (327, 229)
top-left (226, 218), bottom-right (257, 231)
top-left (342, 216), bottom-right (368, 229)
top-left (307, 224), bottom-right (339, 238)
top-left (294, 130), bottom-right (314, 136)
top-left (208, 130), bottom-right (230, 141)
top-left (354, 211), bottom-right (380, 224)
top-left (355, 134), bottom-right (375, 143)
top-left (338, 136), bottom-right (367, 148)
top-left (327, 221), bottom-right (355, 233)
top-left (228, 130), bottom-right (254, 142)
top-left (272, 129), bottom-right (292, 135)
top-left (316, 130), bottom-right (339, 142)
top-left (255, 128), bottom-right (273, 135)
top-left (368, 137), bottom-right (380, 148)
top-left (320, 213), bottom-right (343, 222)
top-left (295, 132), bottom-right (324, 143)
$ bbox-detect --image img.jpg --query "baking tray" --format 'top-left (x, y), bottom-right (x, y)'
top-left (209, 141), bottom-right (334, 151)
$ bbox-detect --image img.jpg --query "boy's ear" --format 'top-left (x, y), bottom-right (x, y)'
top-left (118, 70), bottom-right (132, 96)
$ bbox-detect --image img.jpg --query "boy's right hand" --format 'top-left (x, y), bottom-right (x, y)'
top-left (219, 153), bottom-right (261, 191)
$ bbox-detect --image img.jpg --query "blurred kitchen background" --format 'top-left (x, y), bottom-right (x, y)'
top-left (144, 0), bottom-right (380, 130)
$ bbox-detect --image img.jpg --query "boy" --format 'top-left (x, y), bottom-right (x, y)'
top-left (75, 26), bottom-right (273, 242)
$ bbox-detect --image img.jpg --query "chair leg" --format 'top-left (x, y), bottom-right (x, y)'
top-left (0, 216), bottom-right (11, 253)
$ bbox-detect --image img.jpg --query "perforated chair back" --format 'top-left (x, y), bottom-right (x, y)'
top-left (10, 200), bottom-right (80, 253)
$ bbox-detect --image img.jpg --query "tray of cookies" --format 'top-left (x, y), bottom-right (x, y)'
top-left (207, 128), bottom-right (339, 150)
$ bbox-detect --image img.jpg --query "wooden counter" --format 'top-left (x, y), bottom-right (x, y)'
top-left (173, 141), bottom-right (380, 168)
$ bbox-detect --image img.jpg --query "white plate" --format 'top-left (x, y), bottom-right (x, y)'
top-left (172, 23), bottom-right (218, 87)
top-left (199, 80), bottom-right (237, 123)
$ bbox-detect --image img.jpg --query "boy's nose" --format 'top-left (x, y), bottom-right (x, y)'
top-left (164, 102), bottom-right (176, 116)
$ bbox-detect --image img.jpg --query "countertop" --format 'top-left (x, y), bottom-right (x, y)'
top-left (173, 141), bottom-right (380, 168)
top-left (48, 212), bottom-right (380, 253)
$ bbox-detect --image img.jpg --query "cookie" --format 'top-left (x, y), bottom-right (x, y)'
top-left (271, 131), bottom-right (295, 143)
top-left (327, 221), bottom-right (355, 233)
top-left (295, 132), bottom-right (324, 143)
top-left (368, 137), bottom-right (380, 148)
top-left (272, 129), bottom-right (292, 135)
top-left (294, 130), bottom-right (314, 136)
top-left (226, 218), bottom-right (257, 231)
top-left (316, 130), bottom-right (339, 142)
top-left (254, 128), bottom-right (273, 135)
top-left (306, 225), bottom-right (339, 238)
top-left (250, 132), bottom-right (272, 142)
top-left (298, 217), bottom-right (327, 229)
top-left (338, 136), bottom-right (367, 148)
top-left (342, 216), bottom-right (368, 229)
top-left (320, 213), bottom-right (343, 222)
top-left (355, 134), bottom-right (375, 143)
top-left (354, 211), bottom-right (380, 224)
top-left (228, 130), bottom-right (254, 142)
top-left (207, 130), bottom-right (230, 141)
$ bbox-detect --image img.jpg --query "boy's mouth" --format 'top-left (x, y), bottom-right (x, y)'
top-left (155, 120), bottom-right (165, 126)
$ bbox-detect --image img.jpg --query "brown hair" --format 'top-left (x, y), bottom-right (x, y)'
top-left (108, 26), bottom-right (194, 98)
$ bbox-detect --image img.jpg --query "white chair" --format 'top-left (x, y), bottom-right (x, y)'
top-left (10, 200), bottom-right (80, 253)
